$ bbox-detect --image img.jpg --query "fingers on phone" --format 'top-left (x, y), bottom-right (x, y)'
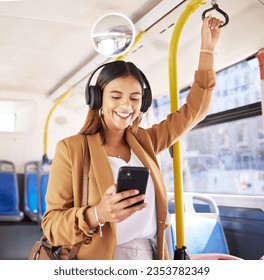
top-left (119, 193), bottom-right (145, 208)
top-left (117, 189), bottom-right (139, 201)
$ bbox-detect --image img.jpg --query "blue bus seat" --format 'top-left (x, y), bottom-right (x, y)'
top-left (168, 192), bottom-right (229, 256)
top-left (0, 160), bottom-right (24, 222)
top-left (24, 161), bottom-right (38, 221)
top-left (37, 161), bottom-right (51, 222)
top-left (24, 161), bottom-right (51, 223)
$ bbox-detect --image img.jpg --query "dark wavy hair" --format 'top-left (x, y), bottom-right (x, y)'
top-left (79, 60), bottom-right (145, 144)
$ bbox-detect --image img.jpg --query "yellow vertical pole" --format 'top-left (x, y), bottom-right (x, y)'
top-left (168, 0), bottom-right (206, 252)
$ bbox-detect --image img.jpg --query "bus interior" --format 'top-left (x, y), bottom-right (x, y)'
top-left (0, 0), bottom-right (264, 260)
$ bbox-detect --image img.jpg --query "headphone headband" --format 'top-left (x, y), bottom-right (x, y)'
top-left (85, 61), bottom-right (152, 112)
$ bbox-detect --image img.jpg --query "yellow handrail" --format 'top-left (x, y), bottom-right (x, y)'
top-left (43, 87), bottom-right (73, 158)
top-left (116, 31), bottom-right (145, 61)
top-left (169, 0), bottom-right (206, 251)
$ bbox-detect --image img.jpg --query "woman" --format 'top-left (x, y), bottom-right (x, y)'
top-left (41, 16), bottom-right (223, 260)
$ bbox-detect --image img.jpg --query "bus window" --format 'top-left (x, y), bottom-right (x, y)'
top-left (0, 112), bottom-right (16, 132)
top-left (179, 57), bottom-right (261, 114)
top-left (152, 56), bottom-right (264, 196)
top-left (181, 115), bottom-right (264, 195)
top-left (0, 100), bottom-right (37, 134)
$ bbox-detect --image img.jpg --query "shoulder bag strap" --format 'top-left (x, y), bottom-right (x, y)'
top-left (81, 134), bottom-right (89, 207)
top-left (68, 134), bottom-right (90, 259)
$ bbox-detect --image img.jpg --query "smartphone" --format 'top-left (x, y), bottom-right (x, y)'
top-left (116, 166), bottom-right (149, 207)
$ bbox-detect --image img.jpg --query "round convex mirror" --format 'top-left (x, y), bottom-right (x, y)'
top-left (91, 13), bottom-right (135, 57)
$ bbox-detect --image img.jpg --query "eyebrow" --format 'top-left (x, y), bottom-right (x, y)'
top-left (109, 90), bottom-right (142, 95)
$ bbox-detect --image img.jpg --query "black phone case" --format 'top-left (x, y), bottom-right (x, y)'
top-left (116, 166), bottom-right (149, 207)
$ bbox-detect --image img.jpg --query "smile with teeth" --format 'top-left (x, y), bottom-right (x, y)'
top-left (115, 111), bottom-right (133, 118)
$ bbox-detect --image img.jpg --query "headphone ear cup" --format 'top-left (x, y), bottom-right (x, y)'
top-left (85, 62), bottom-right (110, 109)
top-left (140, 88), bottom-right (152, 113)
top-left (85, 84), bottom-right (91, 105)
top-left (87, 85), bottom-right (102, 110)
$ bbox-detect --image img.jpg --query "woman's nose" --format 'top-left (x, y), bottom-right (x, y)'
top-left (120, 96), bottom-right (132, 108)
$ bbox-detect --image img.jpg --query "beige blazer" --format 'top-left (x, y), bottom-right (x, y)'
top-left (41, 70), bottom-right (215, 259)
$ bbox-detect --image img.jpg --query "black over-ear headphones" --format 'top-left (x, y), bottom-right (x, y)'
top-left (85, 62), bottom-right (152, 113)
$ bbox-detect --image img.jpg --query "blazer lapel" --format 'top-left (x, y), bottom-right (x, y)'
top-left (87, 133), bottom-right (114, 198)
top-left (126, 130), bottom-right (155, 171)
top-left (125, 129), bottom-right (168, 221)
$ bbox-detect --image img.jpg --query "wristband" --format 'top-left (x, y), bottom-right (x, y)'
top-left (94, 206), bottom-right (105, 237)
top-left (200, 48), bottom-right (216, 55)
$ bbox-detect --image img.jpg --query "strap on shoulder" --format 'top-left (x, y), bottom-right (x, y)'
top-left (81, 134), bottom-right (90, 207)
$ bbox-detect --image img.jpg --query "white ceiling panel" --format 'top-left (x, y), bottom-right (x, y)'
top-left (1, 0), bottom-right (264, 114)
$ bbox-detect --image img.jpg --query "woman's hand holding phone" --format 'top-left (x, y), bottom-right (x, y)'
top-left (90, 167), bottom-right (149, 226)
top-left (94, 184), bottom-right (147, 225)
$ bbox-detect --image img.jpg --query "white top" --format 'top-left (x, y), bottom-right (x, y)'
top-left (107, 151), bottom-right (157, 245)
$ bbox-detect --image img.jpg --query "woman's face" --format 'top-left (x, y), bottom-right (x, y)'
top-left (101, 75), bottom-right (143, 133)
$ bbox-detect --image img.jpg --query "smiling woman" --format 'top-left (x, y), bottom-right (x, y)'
top-left (81, 61), bottom-right (153, 142)
top-left (40, 13), bottom-right (224, 260)
top-left (101, 75), bottom-right (143, 131)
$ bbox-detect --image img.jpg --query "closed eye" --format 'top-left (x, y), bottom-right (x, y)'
top-left (130, 97), bottom-right (141, 101)
top-left (109, 91), bottom-right (142, 100)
